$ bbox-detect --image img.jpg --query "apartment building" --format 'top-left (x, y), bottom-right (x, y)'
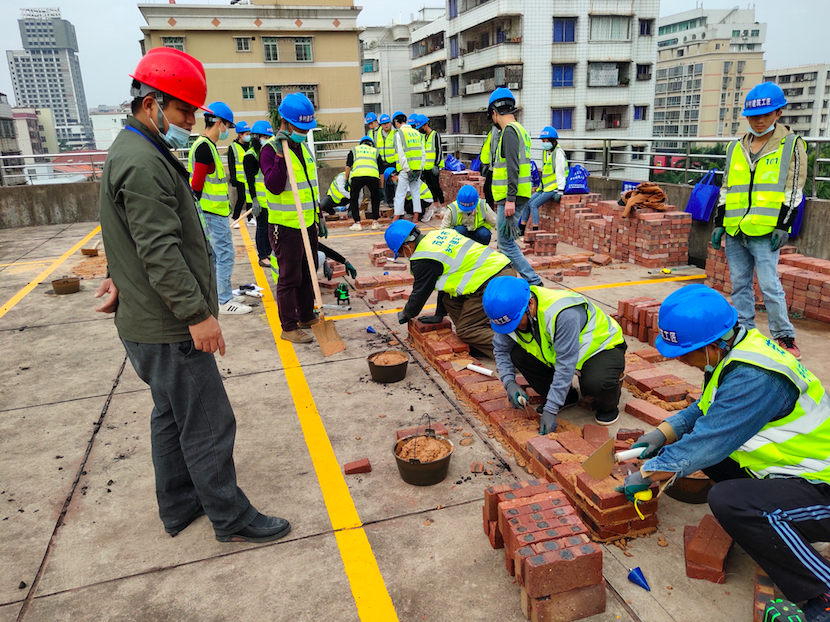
top-left (0, 93), bottom-right (25, 186)
top-left (656, 8), bottom-right (766, 142)
top-left (360, 24), bottom-right (416, 120)
top-left (763, 64), bottom-right (830, 137)
top-left (6, 8), bottom-right (94, 150)
top-left (11, 109), bottom-right (45, 159)
top-left (90, 105), bottom-right (132, 151)
top-left (138, 0), bottom-right (364, 139)
top-left (410, 12), bottom-right (448, 131)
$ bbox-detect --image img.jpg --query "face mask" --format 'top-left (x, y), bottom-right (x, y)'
top-left (747, 124), bottom-right (775, 137)
top-left (260, 137), bottom-right (268, 146)
top-left (151, 103), bottom-right (190, 149)
top-left (242, 134), bottom-right (251, 143)
top-left (542, 142), bottom-right (553, 151)
top-left (219, 124), bottom-right (230, 141)
top-left (290, 131), bottom-right (307, 144)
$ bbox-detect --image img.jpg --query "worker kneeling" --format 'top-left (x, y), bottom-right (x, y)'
top-left (385, 219), bottom-right (515, 358)
top-left (483, 276), bottom-right (626, 432)
top-left (617, 284), bottom-right (830, 619)
top-left (442, 184), bottom-right (497, 245)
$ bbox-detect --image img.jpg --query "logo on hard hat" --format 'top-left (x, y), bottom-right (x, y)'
top-left (659, 328), bottom-right (679, 344)
top-left (745, 97), bottom-right (772, 109)
top-left (492, 314), bottom-right (513, 326)
top-left (299, 114), bottom-right (314, 123)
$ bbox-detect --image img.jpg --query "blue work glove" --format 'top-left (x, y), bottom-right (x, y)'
top-left (614, 471), bottom-right (654, 502)
top-left (771, 228), bottom-right (789, 251)
top-left (505, 380), bottom-right (528, 409)
top-left (318, 217), bottom-right (328, 239)
top-left (345, 262), bottom-right (357, 278)
top-left (632, 429), bottom-right (667, 459)
top-left (397, 310), bottom-right (408, 325)
top-left (408, 171), bottom-right (419, 183)
top-left (539, 408), bottom-right (558, 435)
top-left (416, 314), bottom-right (444, 324)
top-left (711, 226), bottom-right (725, 250)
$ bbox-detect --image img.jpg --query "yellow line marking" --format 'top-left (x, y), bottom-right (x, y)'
top-left (0, 258), bottom-right (62, 267)
top-left (238, 226), bottom-right (399, 621)
top-left (328, 304), bottom-right (436, 322)
top-left (0, 226), bottom-right (100, 321)
top-left (572, 274), bottom-right (705, 292)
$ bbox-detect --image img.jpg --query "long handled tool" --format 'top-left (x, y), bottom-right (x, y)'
top-left (81, 240), bottom-right (101, 256)
top-left (281, 139), bottom-right (345, 356)
top-left (230, 208), bottom-right (252, 229)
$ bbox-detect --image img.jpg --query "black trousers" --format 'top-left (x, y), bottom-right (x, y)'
top-left (349, 176), bottom-right (381, 222)
top-left (254, 209), bottom-right (270, 260)
top-left (319, 195), bottom-right (347, 216)
top-left (509, 342), bottom-right (626, 416)
top-left (704, 458), bottom-right (830, 602)
top-left (422, 168), bottom-right (445, 203)
top-left (484, 171), bottom-right (495, 211)
top-left (230, 182), bottom-right (248, 220)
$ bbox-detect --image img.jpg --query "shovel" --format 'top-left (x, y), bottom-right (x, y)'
top-left (582, 437), bottom-right (644, 480)
top-left (81, 240), bottom-right (101, 256)
top-left (281, 139), bottom-right (345, 356)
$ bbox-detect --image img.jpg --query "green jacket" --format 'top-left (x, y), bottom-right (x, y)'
top-left (99, 117), bottom-right (218, 343)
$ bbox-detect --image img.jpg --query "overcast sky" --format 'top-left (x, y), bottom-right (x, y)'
top-left (0, 0), bottom-right (827, 108)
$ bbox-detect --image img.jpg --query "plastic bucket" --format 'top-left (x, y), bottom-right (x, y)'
top-left (393, 432), bottom-right (454, 486)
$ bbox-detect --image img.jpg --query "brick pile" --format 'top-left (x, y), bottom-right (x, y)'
top-left (706, 244), bottom-right (830, 323)
top-left (523, 231), bottom-right (559, 257)
top-left (438, 170), bottom-right (486, 205)
top-left (482, 479), bottom-right (607, 621)
top-left (611, 297), bottom-right (664, 346)
top-left (354, 273), bottom-right (415, 290)
top-left (752, 567), bottom-right (775, 622)
top-left (623, 353), bottom-right (701, 418)
top-left (684, 514), bottom-right (733, 584)
top-left (369, 242), bottom-right (394, 268)
top-left (368, 286), bottom-right (411, 304)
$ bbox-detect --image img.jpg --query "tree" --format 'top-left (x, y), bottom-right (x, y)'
top-left (57, 139), bottom-right (69, 152)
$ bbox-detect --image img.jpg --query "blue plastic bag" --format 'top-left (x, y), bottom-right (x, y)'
top-left (470, 157), bottom-right (482, 172)
top-left (790, 195), bottom-right (806, 238)
top-left (563, 164), bottom-right (590, 194)
top-left (530, 161), bottom-right (541, 188)
top-left (685, 169), bottom-right (719, 222)
top-left (443, 154), bottom-right (465, 172)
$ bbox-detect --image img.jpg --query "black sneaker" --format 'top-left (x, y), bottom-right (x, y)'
top-left (803, 592), bottom-right (830, 622)
top-left (216, 513), bottom-right (292, 543)
top-left (595, 409), bottom-right (620, 426)
top-left (562, 387), bottom-right (579, 410)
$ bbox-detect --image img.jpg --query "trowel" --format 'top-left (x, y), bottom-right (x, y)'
top-left (582, 437), bottom-right (644, 480)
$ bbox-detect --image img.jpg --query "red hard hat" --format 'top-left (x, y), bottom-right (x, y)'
top-left (130, 47), bottom-right (210, 111)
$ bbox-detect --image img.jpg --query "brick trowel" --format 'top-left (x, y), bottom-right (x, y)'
top-left (582, 438), bottom-right (644, 480)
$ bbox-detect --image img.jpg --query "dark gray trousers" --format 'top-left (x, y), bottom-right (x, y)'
top-left (122, 339), bottom-right (258, 536)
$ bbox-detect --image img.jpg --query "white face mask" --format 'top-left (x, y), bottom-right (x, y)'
top-left (748, 124), bottom-right (775, 137)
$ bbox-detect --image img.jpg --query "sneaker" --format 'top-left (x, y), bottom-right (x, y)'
top-left (595, 409), bottom-right (620, 426)
top-left (247, 219), bottom-right (256, 226)
top-left (777, 336), bottom-right (802, 360)
top-left (802, 592), bottom-right (830, 622)
top-left (231, 222), bottom-right (240, 229)
top-left (219, 300), bottom-right (252, 315)
top-left (423, 207), bottom-right (436, 222)
top-left (371, 221), bottom-right (382, 230)
top-left (281, 329), bottom-right (313, 343)
top-left (216, 513), bottom-right (291, 543)
top-left (232, 295), bottom-right (247, 303)
top-left (349, 222), bottom-right (362, 231)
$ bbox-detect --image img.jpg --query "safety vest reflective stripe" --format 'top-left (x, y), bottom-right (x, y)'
top-left (188, 136), bottom-right (230, 216)
top-left (409, 229), bottom-right (510, 297)
top-left (492, 122), bottom-right (532, 201)
top-left (264, 138), bottom-right (318, 228)
top-left (245, 146), bottom-right (267, 210)
top-left (541, 146), bottom-right (568, 192)
top-left (328, 176), bottom-right (346, 203)
top-left (380, 129), bottom-right (398, 163)
top-left (406, 182), bottom-right (433, 203)
top-left (448, 200), bottom-right (491, 231)
top-left (723, 134), bottom-right (798, 236)
top-left (398, 127), bottom-right (424, 172)
top-left (350, 145), bottom-right (379, 179)
top-left (697, 329), bottom-right (830, 483)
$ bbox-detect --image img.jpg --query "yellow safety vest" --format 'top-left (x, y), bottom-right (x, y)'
top-left (447, 199), bottom-right (492, 231)
top-left (480, 129), bottom-right (498, 166)
top-left (723, 134), bottom-right (798, 237)
top-left (492, 122), bottom-right (532, 202)
top-left (409, 229), bottom-right (510, 297)
top-left (188, 136), bottom-right (230, 216)
top-left (350, 144), bottom-right (380, 179)
top-left (398, 126), bottom-right (424, 172)
top-left (698, 329), bottom-right (830, 484)
top-left (541, 146), bottom-right (569, 192)
top-left (245, 146), bottom-right (267, 211)
top-left (231, 141), bottom-right (247, 185)
top-left (424, 130), bottom-right (444, 171)
top-left (327, 173), bottom-right (348, 204)
top-left (407, 182), bottom-right (433, 204)
top-left (379, 129), bottom-right (398, 164)
top-left (510, 287), bottom-right (624, 369)
top-left (264, 138), bottom-right (318, 229)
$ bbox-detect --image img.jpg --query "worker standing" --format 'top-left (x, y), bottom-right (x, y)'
top-left (520, 126), bottom-right (568, 233)
top-left (480, 124), bottom-right (500, 212)
top-left (483, 276), bottom-right (626, 431)
top-left (96, 48), bottom-right (289, 543)
top-left (260, 93), bottom-right (325, 344)
top-left (442, 184), bottom-right (496, 245)
top-left (487, 88), bottom-right (543, 286)
top-left (391, 111), bottom-right (424, 223)
top-left (345, 135), bottom-right (382, 231)
top-left (616, 284), bottom-right (830, 621)
top-left (320, 171), bottom-right (350, 215)
top-left (377, 113), bottom-right (397, 202)
top-left (385, 220), bottom-right (515, 358)
top-left (229, 120), bottom-right (253, 229)
top-left (712, 82), bottom-right (806, 359)
top-left (414, 114), bottom-right (444, 222)
top-left (243, 120), bottom-right (273, 267)
top-left (188, 101), bottom-right (251, 315)
top-left (365, 112), bottom-right (380, 146)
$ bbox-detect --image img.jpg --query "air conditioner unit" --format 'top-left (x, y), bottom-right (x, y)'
top-left (507, 82), bottom-right (519, 89)
top-left (458, 58), bottom-right (464, 68)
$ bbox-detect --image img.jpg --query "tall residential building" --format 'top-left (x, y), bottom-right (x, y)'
top-left (410, 12), bottom-right (448, 131)
top-left (12, 108), bottom-right (45, 159)
top-left (360, 25), bottom-right (416, 120)
top-left (763, 65), bottom-right (830, 137)
top-left (90, 104), bottom-right (131, 151)
top-left (138, 0), bottom-right (364, 140)
top-left (655, 8), bottom-right (766, 142)
top-left (0, 93), bottom-right (25, 186)
top-left (6, 8), bottom-right (94, 150)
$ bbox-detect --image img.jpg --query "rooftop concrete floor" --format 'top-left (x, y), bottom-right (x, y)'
top-left (1, 219), bottom-right (829, 622)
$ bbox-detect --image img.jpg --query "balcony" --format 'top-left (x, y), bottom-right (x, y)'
top-left (587, 62), bottom-right (631, 88)
top-left (450, 0), bottom-right (522, 35)
top-left (452, 42), bottom-right (522, 75)
top-left (411, 89), bottom-right (447, 109)
top-left (411, 61), bottom-right (446, 86)
top-left (462, 65), bottom-right (522, 97)
top-left (412, 32), bottom-right (445, 61)
top-left (413, 76), bottom-right (447, 94)
top-left (585, 106), bottom-right (629, 131)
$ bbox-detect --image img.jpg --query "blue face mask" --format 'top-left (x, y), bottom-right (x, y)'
top-left (290, 131), bottom-right (307, 144)
top-left (241, 134), bottom-right (251, 143)
top-left (152, 104), bottom-right (191, 149)
top-left (542, 142), bottom-right (553, 151)
top-left (747, 123), bottom-right (775, 137)
top-left (219, 125), bottom-right (230, 141)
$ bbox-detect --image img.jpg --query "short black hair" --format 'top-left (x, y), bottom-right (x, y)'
top-left (393, 114), bottom-right (407, 124)
top-left (130, 90), bottom-right (171, 115)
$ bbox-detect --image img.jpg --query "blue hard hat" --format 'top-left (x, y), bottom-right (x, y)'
top-left (540, 126), bottom-right (558, 140)
top-left (655, 284), bottom-right (738, 358)
top-left (360, 135), bottom-right (374, 146)
top-left (483, 276), bottom-right (531, 334)
top-left (379, 113), bottom-right (391, 124)
top-left (385, 219), bottom-right (417, 258)
top-left (365, 112), bottom-right (378, 123)
top-left (205, 101), bottom-right (235, 127)
top-left (279, 92), bottom-right (317, 130)
top-left (250, 120), bottom-right (273, 136)
top-left (456, 185), bottom-right (479, 211)
top-left (411, 114), bottom-right (428, 129)
top-left (407, 113), bottom-right (419, 125)
top-left (234, 120), bottom-right (251, 134)
top-left (392, 110), bottom-right (407, 124)
top-left (383, 166), bottom-right (397, 183)
top-left (743, 82), bottom-right (787, 117)
top-left (488, 87), bottom-right (516, 112)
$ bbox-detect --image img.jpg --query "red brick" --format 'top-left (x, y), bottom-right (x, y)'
top-left (527, 580), bottom-right (607, 622)
top-left (479, 397), bottom-right (514, 415)
top-left (753, 567), bottom-right (775, 622)
top-left (624, 399), bottom-right (671, 426)
top-left (488, 520), bottom-right (504, 549)
top-left (624, 357), bottom-right (656, 373)
top-left (624, 367), bottom-right (670, 386)
top-left (686, 514), bottom-right (733, 571)
top-left (551, 462), bottom-right (584, 497)
top-left (582, 424), bottom-right (609, 447)
top-left (684, 525), bottom-right (726, 583)
top-left (354, 276), bottom-right (378, 289)
top-left (484, 483), bottom-right (515, 522)
top-left (524, 542), bottom-right (603, 598)
top-left (550, 431), bottom-right (596, 457)
top-left (487, 407), bottom-right (534, 427)
top-left (632, 347), bottom-right (665, 363)
top-left (616, 428), bottom-right (644, 442)
top-left (496, 490), bottom-right (571, 532)
top-left (395, 423), bottom-right (450, 440)
top-left (633, 374), bottom-right (677, 393)
top-left (343, 458), bottom-right (371, 474)
top-left (577, 493), bottom-right (658, 526)
top-left (575, 471), bottom-right (628, 510)
top-left (516, 533), bottom-right (591, 586)
top-left (425, 340), bottom-right (453, 358)
top-left (408, 316), bottom-right (453, 334)
top-left (526, 436), bottom-right (567, 470)
top-left (652, 383), bottom-right (696, 402)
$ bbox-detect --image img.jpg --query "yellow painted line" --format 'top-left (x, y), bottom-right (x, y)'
top-left (0, 225), bottom-right (100, 321)
top-left (571, 274), bottom-right (705, 292)
top-left (0, 258), bottom-right (61, 267)
top-left (328, 304), bottom-right (436, 322)
top-left (238, 226), bottom-right (399, 621)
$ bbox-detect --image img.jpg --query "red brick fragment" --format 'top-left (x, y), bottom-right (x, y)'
top-left (625, 399), bottom-right (671, 426)
top-left (616, 428), bottom-right (644, 442)
top-left (582, 423), bottom-right (609, 447)
top-left (526, 436), bottom-right (566, 470)
top-left (550, 431), bottom-right (596, 457)
top-left (686, 514), bottom-right (733, 571)
top-left (528, 580), bottom-right (607, 622)
top-left (343, 458), bottom-right (371, 474)
top-left (684, 525), bottom-right (726, 583)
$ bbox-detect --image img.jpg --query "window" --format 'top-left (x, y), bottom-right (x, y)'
top-left (297, 85), bottom-right (317, 108)
top-left (719, 107), bottom-right (727, 120)
top-left (636, 64), bottom-right (652, 81)
top-left (639, 19), bottom-right (654, 36)
top-left (658, 38), bottom-right (678, 47)
top-left (263, 37), bottom-right (279, 62)
top-left (449, 0), bottom-right (457, 19)
top-left (295, 37), bottom-right (312, 62)
top-left (747, 44), bottom-right (755, 50)
top-left (267, 86), bottom-right (282, 109)
top-left (732, 30), bottom-right (740, 37)
top-left (551, 108), bottom-right (573, 130)
top-left (268, 85), bottom-right (318, 110)
top-left (553, 18), bottom-right (576, 43)
top-left (631, 146), bottom-right (645, 160)
top-left (634, 105), bottom-right (648, 120)
top-left (362, 59), bottom-right (378, 73)
top-left (732, 122), bottom-right (740, 134)
top-left (242, 86), bottom-right (255, 100)
top-left (235, 37), bottom-right (251, 53)
top-left (810, 86), bottom-right (817, 95)
top-left (722, 76), bottom-right (731, 90)
top-left (723, 61), bottom-right (732, 74)
top-left (655, 82), bottom-right (667, 93)
top-left (452, 114), bottom-right (460, 133)
top-left (751, 29), bottom-right (760, 37)
top-left (737, 60), bottom-right (746, 74)
top-left (589, 16), bottom-right (630, 41)
top-left (656, 68), bottom-right (668, 79)
top-left (732, 108), bottom-right (739, 120)
top-left (451, 75), bottom-right (459, 97)
top-left (667, 96), bottom-right (681, 106)
top-left (161, 36), bottom-right (185, 52)
top-left (450, 35), bottom-right (459, 59)
top-left (552, 64), bottom-right (575, 88)
top-left (676, 49), bottom-right (684, 57)
top-left (734, 92), bottom-right (741, 104)
top-left (735, 76), bottom-right (744, 90)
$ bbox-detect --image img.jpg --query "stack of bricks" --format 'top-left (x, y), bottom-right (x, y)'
top-left (706, 244), bottom-right (830, 323)
top-left (438, 170), bottom-right (485, 205)
top-left (611, 297), bottom-right (663, 346)
top-left (684, 514), bottom-right (733, 584)
top-left (368, 242), bottom-right (393, 268)
top-left (622, 351), bottom-right (701, 419)
top-left (369, 286), bottom-right (412, 304)
top-left (483, 480), bottom-right (607, 621)
top-left (523, 231), bottom-right (559, 257)
top-left (354, 273), bottom-right (415, 290)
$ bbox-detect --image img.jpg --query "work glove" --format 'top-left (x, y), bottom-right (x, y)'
top-left (251, 203), bottom-right (262, 219)
top-left (711, 226), bottom-right (725, 250)
top-left (539, 408), bottom-right (558, 435)
top-left (345, 180), bottom-right (351, 192)
top-left (397, 310), bottom-right (408, 325)
top-left (614, 471), bottom-right (654, 502)
top-left (408, 171), bottom-right (419, 183)
top-left (552, 191), bottom-right (563, 203)
top-left (771, 228), bottom-right (789, 251)
top-left (323, 260), bottom-right (333, 281)
top-left (505, 379), bottom-right (529, 409)
top-left (416, 314), bottom-right (445, 324)
top-left (317, 217), bottom-right (328, 239)
top-left (631, 429), bottom-right (667, 460)
top-left (345, 262), bottom-right (357, 278)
